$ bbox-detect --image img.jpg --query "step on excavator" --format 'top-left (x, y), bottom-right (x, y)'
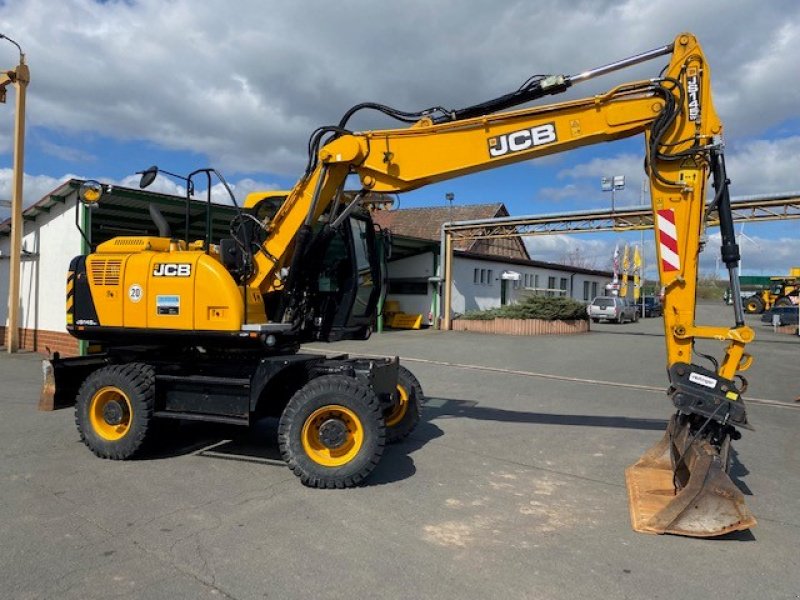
top-left (44, 33), bottom-right (755, 537)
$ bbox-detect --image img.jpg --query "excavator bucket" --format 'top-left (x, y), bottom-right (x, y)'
top-left (625, 415), bottom-right (756, 537)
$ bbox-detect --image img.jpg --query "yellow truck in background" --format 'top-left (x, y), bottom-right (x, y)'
top-left (744, 267), bottom-right (800, 313)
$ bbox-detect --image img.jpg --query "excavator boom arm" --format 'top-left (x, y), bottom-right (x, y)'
top-left (250, 33), bottom-right (755, 536)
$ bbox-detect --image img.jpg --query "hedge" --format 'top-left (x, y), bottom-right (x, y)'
top-left (460, 296), bottom-right (588, 321)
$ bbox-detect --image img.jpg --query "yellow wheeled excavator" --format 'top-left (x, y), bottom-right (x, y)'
top-left (45, 32), bottom-right (755, 537)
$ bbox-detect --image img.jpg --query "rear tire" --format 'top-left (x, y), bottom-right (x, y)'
top-left (384, 366), bottom-right (423, 443)
top-left (75, 363), bottom-right (155, 460)
top-left (591, 318), bottom-right (599, 323)
top-left (774, 297), bottom-right (793, 308)
top-left (278, 375), bottom-right (385, 488)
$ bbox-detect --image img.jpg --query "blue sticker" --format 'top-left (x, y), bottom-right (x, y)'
top-left (156, 295), bottom-right (180, 316)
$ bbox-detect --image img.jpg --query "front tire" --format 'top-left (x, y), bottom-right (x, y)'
top-left (278, 375), bottom-right (385, 488)
top-left (384, 366), bottom-right (424, 443)
top-left (745, 296), bottom-right (764, 314)
top-left (75, 363), bottom-right (155, 460)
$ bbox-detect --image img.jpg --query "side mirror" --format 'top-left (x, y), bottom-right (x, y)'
top-left (138, 165), bottom-right (159, 189)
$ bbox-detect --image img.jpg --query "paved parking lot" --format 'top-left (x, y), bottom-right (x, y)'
top-left (1, 304), bottom-right (798, 599)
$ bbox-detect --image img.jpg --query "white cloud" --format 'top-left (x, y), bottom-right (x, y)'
top-left (524, 233), bottom-right (660, 277)
top-left (0, 169), bottom-right (72, 208)
top-left (38, 139), bottom-right (96, 164)
top-left (548, 136), bottom-right (800, 203)
top-left (725, 137), bottom-right (800, 196)
top-left (0, 0), bottom-right (797, 177)
top-left (703, 231), bottom-right (800, 276)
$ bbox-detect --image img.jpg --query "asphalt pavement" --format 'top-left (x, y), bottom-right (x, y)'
top-left (1, 303), bottom-right (798, 599)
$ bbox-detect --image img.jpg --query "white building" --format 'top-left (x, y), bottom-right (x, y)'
top-left (373, 204), bottom-right (613, 326)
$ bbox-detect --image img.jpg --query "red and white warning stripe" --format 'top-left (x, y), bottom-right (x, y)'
top-left (656, 209), bottom-right (680, 272)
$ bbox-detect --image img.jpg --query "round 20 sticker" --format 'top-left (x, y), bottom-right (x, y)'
top-left (128, 284), bottom-right (143, 303)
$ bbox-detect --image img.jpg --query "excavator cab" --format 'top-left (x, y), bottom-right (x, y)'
top-left (298, 210), bottom-right (384, 342)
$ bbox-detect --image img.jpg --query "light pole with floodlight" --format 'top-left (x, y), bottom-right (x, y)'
top-left (601, 175), bottom-right (625, 212)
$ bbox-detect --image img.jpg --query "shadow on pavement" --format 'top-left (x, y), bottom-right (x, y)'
top-left (141, 415), bottom-right (440, 487)
top-left (422, 396), bottom-right (669, 431)
top-left (133, 397), bottom-right (752, 495)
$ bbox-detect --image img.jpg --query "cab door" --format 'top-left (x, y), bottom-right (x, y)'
top-left (313, 213), bottom-right (382, 341)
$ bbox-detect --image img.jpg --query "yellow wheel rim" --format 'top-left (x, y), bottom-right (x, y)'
top-left (385, 384), bottom-right (409, 428)
top-left (89, 386), bottom-right (133, 441)
top-left (301, 405), bottom-right (364, 467)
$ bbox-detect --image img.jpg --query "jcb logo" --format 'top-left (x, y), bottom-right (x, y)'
top-left (153, 263), bottom-right (191, 277)
top-left (488, 123), bottom-right (557, 158)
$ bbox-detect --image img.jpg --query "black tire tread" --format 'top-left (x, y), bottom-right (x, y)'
top-left (74, 363), bottom-right (155, 460)
top-left (278, 375), bottom-right (385, 489)
top-left (386, 365), bottom-right (424, 444)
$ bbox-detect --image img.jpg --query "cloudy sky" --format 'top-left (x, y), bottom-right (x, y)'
top-left (0, 0), bottom-right (798, 275)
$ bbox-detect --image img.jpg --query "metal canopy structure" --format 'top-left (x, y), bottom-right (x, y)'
top-left (0, 179), bottom-right (239, 246)
top-left (441, 191), bottom-right (800, 329)
top-left (444, 191), bottom-right (800, 242)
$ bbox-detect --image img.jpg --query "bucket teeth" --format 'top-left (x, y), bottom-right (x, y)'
top-left (625, 416), bottom-right (756, 537)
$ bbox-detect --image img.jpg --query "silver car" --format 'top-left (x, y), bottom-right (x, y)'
top-left (587, 296), bottom-right (639, 323)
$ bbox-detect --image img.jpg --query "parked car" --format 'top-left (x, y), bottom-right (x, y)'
top-left (587, 296), bottom-right (639, 323)
top-left (640, 295), bottom-right (663, 317)
top-left (760, 306), bottom-right (800, 326)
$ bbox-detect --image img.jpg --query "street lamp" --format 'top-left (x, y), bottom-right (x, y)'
top-left (601, 175), bottom-right (625, 212)
top-left (1, 33), bottom-right (29, 353)
top-left (445, 191), bottom-right (454, 220)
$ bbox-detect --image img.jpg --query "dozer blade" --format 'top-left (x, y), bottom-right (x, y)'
top-left (625, 416), bottom-right (756, 537)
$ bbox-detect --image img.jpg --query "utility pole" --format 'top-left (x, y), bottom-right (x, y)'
top-left (1, 34), bottom-right (29, 353)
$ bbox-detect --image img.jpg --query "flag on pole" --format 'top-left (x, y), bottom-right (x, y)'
top-left (612, 243), bottom-right (620, 284)
top-left (620, 244), bottom-right (630, 297)
top-left (633, 245), bottom-right (642, 301)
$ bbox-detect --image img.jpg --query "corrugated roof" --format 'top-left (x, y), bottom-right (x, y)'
top-left (0, 179), bottom-right (238, 244)
top-left (0, 180), bottom-right (76, 235)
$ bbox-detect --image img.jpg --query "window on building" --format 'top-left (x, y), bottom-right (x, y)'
top-left (547, 276), bottom-right (556, 297)
top-left (534, 274), bottom-right (540, 291)
top-left (480, 269), bottom-right (486, 284)
top-left (592, 282), bottom-right (598, 298)
top-left (560, 277), bottom-right (568, 296)
top-left (523, 274), bottom-right (529, 287)
top-left (474, 268), bottom-right (479, 284)
top-left (487, 270), bottom-right (493, 286)
top-left (583, 281), bottom-right (590, 301)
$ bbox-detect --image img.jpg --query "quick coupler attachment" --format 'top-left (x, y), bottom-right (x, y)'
top-left (668, 362), bottom-right (751, 431)
top-left (625, 363), bottom-right (756, 537)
